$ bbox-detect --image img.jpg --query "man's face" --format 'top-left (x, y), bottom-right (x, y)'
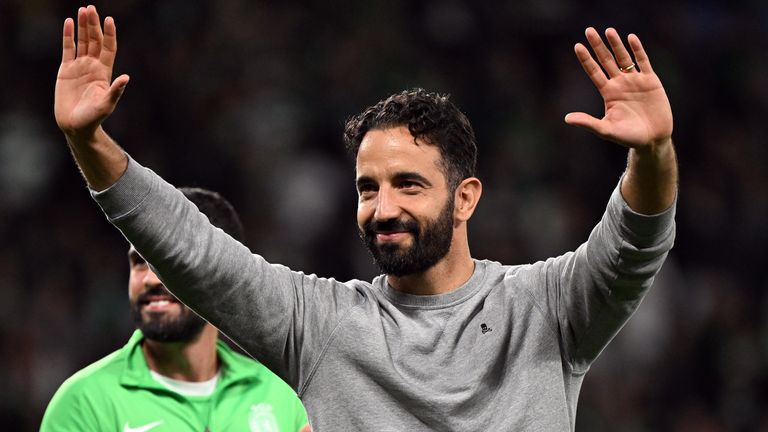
top-left (355, 126), bottom-right (455, 276)
top-left (128, 246), bottom-right (206, 342)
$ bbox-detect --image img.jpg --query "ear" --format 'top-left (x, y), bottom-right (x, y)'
top-left (454, 177), bottom-right (482, 222)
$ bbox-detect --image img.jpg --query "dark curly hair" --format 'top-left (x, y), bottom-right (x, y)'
top-left (179, 187), bottom-right (245, 243)
top-left (343, 89), bottom-right (478, 191)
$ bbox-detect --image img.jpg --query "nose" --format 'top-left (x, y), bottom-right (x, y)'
top-left (142, 267), bottom-right (164, 289)
top-left (374, 186), bottom-right (401, 221)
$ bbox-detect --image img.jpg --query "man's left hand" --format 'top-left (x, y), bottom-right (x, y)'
top-left (565, 27), bottom-right (673, 152)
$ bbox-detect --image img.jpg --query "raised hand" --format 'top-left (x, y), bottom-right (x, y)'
top-left (55, 5), bottom-right (129, 142)
top-left (565, 28), bottom-right (672, 151)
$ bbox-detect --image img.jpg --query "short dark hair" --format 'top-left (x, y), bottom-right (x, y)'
top-left (343, 88), bottom-right (478, 191)
top-left (179, 187), bottom-right (245, 243)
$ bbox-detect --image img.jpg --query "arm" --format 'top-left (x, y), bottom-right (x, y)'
top-left (521, 28), bottom-right (677, 370)
top-left (55, 5), bottom-right (129, 191)
top-left (93, 163), bottom-right (364, 388)
top-left (565, 27), bottom-right (677, 214)
top-left (55, 6), bottom-right (358, 390)
top-left (530, 182), bottom-right (676, 371)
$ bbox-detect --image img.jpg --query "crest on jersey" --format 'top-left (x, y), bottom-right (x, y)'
top-left (248, 403), bottom-right (279, 432)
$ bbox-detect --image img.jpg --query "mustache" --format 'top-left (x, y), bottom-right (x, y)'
top-left (364, 218), bottom-right (419, 236)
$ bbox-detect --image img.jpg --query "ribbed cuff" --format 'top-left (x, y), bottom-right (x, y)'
top-left (90, 155), bottom-right (156, 221)
top-left (609, 178), bottom-right (677, 246)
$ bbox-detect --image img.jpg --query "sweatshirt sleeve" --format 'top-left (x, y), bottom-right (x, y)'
top-left (91, 157), bottom-right (364, 390)
top-left (520, 179), bottom-right (676, 373)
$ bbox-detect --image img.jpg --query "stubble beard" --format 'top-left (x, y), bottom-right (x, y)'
top-left (129, 287), bottom-right (207, 343)
top-left (361, 196), bottom-right (455, 277)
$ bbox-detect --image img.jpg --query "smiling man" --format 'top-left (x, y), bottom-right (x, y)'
top-left (356, 131), bottom-right (455, 271)
top-left (128, 238), bottom-right (209, 346)
top-left (54, 6), bottom-right (676, 431)
top-left (41, 188), bottom-right (309, 432)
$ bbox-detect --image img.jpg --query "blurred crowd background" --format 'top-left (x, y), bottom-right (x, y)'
top-left (1, 0), bottom-right (766, 430)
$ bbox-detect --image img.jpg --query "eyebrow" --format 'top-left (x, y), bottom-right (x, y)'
top-left (393, 172), bottom-right (432, 186)
top-left (355, 172), bottom-right (433, 189)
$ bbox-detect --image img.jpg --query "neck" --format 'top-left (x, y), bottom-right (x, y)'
top-left (142, 324), bottom-right (220, 382)
top-left (387, 228), bottom-right (475, 295)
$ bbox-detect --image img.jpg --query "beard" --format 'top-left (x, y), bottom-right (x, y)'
top-left (360, 196), bottom-right (454, 277)
top-left (129, 287), bottom-right (207, 343)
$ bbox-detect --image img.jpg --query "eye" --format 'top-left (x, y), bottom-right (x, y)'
top-left (129, 253), bottom-right (147, 269)
top-left (398, 180), bottom-right (423, 193)
top-left (356, 181), bottom-right (378, 198)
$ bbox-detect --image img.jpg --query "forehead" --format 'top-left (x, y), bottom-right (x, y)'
top-left (355, 126), bottom-right (443, 178)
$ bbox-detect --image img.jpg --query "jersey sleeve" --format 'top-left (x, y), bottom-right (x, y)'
top-left (519, 179), bottom-right (676, 372)
top-left (293, 396), bottom-right (309, 432)
top-left (40, 379), bottom-right (103, 432)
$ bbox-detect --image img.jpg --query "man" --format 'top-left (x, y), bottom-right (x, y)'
top-left (41, 187), bottom-right (309, 432)
top-left (54, 5), bottom-right (676, 431)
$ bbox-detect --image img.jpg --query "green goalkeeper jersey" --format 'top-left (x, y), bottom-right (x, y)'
top-left (41, 330), bottom-right (307, 432)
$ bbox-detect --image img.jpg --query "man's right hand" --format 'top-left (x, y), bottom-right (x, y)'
top-left (55, 5), bottom-right (129, 144)
top-left (55, 5), bottom-right (130, 191)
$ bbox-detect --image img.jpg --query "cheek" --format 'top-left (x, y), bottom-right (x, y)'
top-left (127, 272), bottom-right (142, 299)
top-left (357, 203), bottom-right (373, 228)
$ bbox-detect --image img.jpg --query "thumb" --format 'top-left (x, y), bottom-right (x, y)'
top-left (564, 112), bottom-right (608, 138)
top-left (107, 74), bottom-right (130, 105)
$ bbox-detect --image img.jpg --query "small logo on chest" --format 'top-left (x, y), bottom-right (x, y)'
top-left (248, 403), bottom-right (279, 432)
top-left (480, 323), bottom-right (492, 334)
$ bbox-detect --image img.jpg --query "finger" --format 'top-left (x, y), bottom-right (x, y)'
top-left (585, 27), bottom-right (620, 77)
top-left (62, 18), bottom-right (76, 63)
top-left (76, 7), bottom-right (87, 58)
top-left (605, 28), bottom-right (636, 73)
top-left (86, 5), bottom-right (103, 58)
top-left (574, 43), bottom-right (608, 89)
top-left (100, 16), bottom-right (117, 68)
top-left (628, 34), bottom-right (654, 74)
top-left (564, 112), bottom-right (610, 138)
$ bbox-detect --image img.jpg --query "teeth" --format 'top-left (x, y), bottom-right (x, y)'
top-left (148, 300), bottom-right (170, 307)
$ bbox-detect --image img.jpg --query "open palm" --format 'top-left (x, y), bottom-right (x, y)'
top-left (565, 28), bottom-right (673, 150)
top-left (55, 6), bottom-right (128, 139)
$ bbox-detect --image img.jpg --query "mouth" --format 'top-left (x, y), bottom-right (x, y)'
top-left (375, 231), bottom-right (411, 242)
top-left (140, 294), bottom-right (181, 313)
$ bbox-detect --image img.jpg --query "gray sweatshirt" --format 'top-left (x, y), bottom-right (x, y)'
top-left (93, 158), bottom-right (676, 431)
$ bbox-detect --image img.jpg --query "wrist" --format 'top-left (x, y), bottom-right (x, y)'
top-left (64, 126), bottom-right (106, 150)
top-left (630, 137), bottom-right (674, 164)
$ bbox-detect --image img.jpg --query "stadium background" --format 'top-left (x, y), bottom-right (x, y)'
top-left (1, 0), bottom-right (766, 430)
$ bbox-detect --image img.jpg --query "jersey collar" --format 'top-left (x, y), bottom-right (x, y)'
top-left (119, 330), bottom-right (262, 392)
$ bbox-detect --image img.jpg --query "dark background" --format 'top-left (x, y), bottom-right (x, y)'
top-left (1, 1), bottom-right (766, 430)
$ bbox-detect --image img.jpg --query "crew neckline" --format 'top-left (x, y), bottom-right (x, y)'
top-left (376, 259), bottom-right (488, 309)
